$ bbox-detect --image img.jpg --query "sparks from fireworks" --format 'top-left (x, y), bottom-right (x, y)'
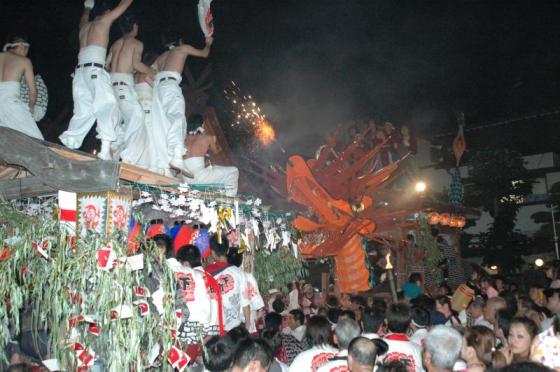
top-left (225, 81), bottom-right (276, 146)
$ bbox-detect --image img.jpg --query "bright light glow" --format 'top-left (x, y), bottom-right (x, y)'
top-left (535, 258), bottom-right (544, 267)
top-left (490, 265), bottom-right (498, 270)
top-left (415, 181), bottom-right (427, 192)
top-left (385, 253), bottom-right (393, 270)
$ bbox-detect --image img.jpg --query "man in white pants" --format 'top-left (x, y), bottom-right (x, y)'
top-left (151, 34), bottom-right (212, 175)
top-left (183, 114), bottom-right (239, 196)
top-left (59, 0), bottom-right (132, 160)
top-left (106, 15), bottom-right (153, 166)
top-left (0, 35), bottom-right (43, 139)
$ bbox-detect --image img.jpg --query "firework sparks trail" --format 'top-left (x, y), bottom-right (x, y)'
top-left (224, 81), bottom-right (277, 146)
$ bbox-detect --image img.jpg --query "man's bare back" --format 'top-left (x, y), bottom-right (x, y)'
top-left (0, 44), bottom-right (36, 110)
top-left (185, 134), bottom-right (217, 158)
top-left (78, 0), bottom-right (133, 50)
top-left (153, 37), bottom-right (213, 74)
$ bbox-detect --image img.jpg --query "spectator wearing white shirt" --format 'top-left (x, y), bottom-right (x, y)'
top-left (361, 305), bottom-right (386, 340)
top-left (288, 316), bottom-right (337, 372)
top-left (347, 337), bottom-right (388, 372)
top-left (382, 304), bottom-right (423, 372)
top-left (409, 307), bottom-right (430, 347)
top-left (284, 309), bottom-right (306, 342)
top-left (317, 318), bottom-right (361, 372)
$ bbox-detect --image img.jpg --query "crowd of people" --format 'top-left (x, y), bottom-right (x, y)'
top-left (0, 0), bottom-right (239, 195)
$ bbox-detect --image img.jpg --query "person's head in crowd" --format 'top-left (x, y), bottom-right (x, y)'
top-left (423, 325), bottom-right (463, 372)
top-left (348, 337), bottom-right (388, 372)
top-left (437, 282), bottom-right (452, 297)
top-left (503, 293), bottom-right (519, 316)
top-left (544, 288), bottom-right (560, 316)
top-left (508, 317), bottom-right (539, 361)
top-left (263, 312), bottom-right (282, 333)
top-left (495, 309), bottom-right (512, 339)
top-left (147, 221), bottom-right (174, 258)
top-left (408, 273), bottom-right (422, 286)
top-left (411, 294), bottom-right (436, 311)
top-left (509, 282), bottom-right (519, 293)
top-left (287, 309), bottom-right (304, 331)
top-left (372, 298), bottom-right (388, 313)
top-left (326, 295), bottom-right (339, 309)
top-left (467, 296), bottom-right (485, 320)
top-left (210, 233), bottom-right (229, 261)
top-left (516, 295), bottom-right (537, 316)
top-left (333, 318), bottom-right (361, 351)
top-left (341, 293), bottom-right (353, 309)
top-left (304, 315), bottom-right (332, 347)
top-left (351, 295), bottom-right (367, 314)
top-left (383, 121), bottom-right (396, 135)
top-left (229, 326), bottom-right (250, 347)
top-left (175, 244), bottom-right (201, 268)
top-left (401, 125), bottom-right (411, 137)
top-left (529, 285), bottom-right (545, 306)
top-left (230, 338), bottom-right (273, 372)
top-left (90, 1), bottom-right (113, 20)
top-left (327, 307), bottom-right (342, 325)
top-left (362, 305), bottom-right (386, 336)
top-left (480, 274), bottom-right (495, 291)
top-left (339, 309), bottom-right (356, 321)
top-left (378, 361), bottom-right (408, 372)
top-left (375, 129), bottom-right (387, 141)
top-left (203, 335), bottom-right (236, 372)
top-left (484, 297), bottom-right (507, 323)
top-left (316, 306), bottom-right (328, 317)
top-left (303, 283), bottom-right (314, 299)
top-left (261, 328), bottom-right (282, 356)
top-left (410, 306), bottom-right (430, 334)
top-left (272, 298), bottom-right (285, 314)
top-left (386, 303), bottom-right (411, 334)
top-left (227, 248), bottom-right (243, 267)
top-left (435, 295), bottom-right (453, 318)
top-left (488, 361), bottom-right (555, 372)
top-left (118, 14), bottom-right (138, 37)
top-left (545, 261), bottom-right (560, 282)
top-left (462, 326), bottom-right (507, 369)
top-left (495, 275), bottom-right (506, 293)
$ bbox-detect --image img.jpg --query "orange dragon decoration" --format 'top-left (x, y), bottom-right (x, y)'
top-left (256, 128), bottom-right (414, 292)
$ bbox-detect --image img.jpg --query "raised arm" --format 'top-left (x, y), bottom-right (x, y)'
top-left (182, 37), bottom-right (213, 58)
top-left (23, 59), bottom-right (37, 111)
top-left (102, 0), bottom-right (133, 23)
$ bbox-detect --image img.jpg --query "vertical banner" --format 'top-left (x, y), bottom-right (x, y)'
top-left (58, 190), bottom-right (77, 236)
top-left (198, 0), bottom-right (214, 37)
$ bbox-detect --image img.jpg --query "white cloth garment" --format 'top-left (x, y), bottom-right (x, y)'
top-left (134, 81), bottom-right (165, 174)
top-left (183, 157), bottom-right (239, 196)
top-left (60, 46), bottom-right (118, 148)
top-left (151, 71), bottom-right (186, 168)
top-left (0, 81), bottom-right (43, 139)
top-left (242, 271), bottom-right (265, 334)
top-left (211, 265), bottom-right (250, 331)
top-left (382, 334), bottom-right (423, 372)
top-left (316, 350), bottom-right (348, 372)
top-left (288, 344), bottom-right (338, 372)
top-left (110, 72), bottom-right (147, 166)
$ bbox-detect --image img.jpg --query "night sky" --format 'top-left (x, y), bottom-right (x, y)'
top-left (2, 0), bottom-right (560, 156)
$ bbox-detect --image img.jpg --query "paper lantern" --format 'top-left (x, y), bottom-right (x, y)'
top-left (456, 216), bottom-right (466, 228)
top-left (449, 216), bottom-right (459, 227)
top-left (427, 212), bottom-right (440, 225)
top-left (439, 213), bottom-right (450, 226)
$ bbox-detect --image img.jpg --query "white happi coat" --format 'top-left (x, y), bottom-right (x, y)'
top-left (316, 350), bottom-right (348, 372)
top-left (212, 265), bottom-right (250, 331)
top-left (382, 333), bottom-right (423, 372)
top-left (183, 157), bottom-right (239, 196)
top-left (151, 71), bottom-right (186, 169)
top-left (288, 345), bottom-right (338, 372)
top-left (242, 271), bottom-right (265, 334)
top-left (0, 81), bottom-right (43, 139)
top-left (171, 262), bottom-right (218, 343)
top-left (110, 72), bottom-right (147, 166)
top-left (60, 46), bottom-right (118, 148)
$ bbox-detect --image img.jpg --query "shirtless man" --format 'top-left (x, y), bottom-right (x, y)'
top-left (59, 0), bottom-right (133, 160)
top-left (150, 34), bottom-right (212, 176)
top-left (106, 14), bottom-right (153, 166)
top-left (182, 114), bottom-right (239, 196)
top-left (0, 35), bottom-right (43, 139)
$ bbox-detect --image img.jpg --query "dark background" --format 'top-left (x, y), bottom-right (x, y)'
top-left (1, 0), bottom-right (560, 157)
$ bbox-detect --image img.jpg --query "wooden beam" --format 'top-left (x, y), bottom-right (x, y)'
top-left (0, 176), bottom-right (57, 199)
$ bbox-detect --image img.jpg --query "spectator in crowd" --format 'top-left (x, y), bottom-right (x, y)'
top-left (468, 296), bottom-right (486, 327)
top-left (462, 326), bottom-right (506, 371)
top-left (348, 337), bottom-right (388, 372)
top-left (262, 312), bottom-right (302, 365)
top-left (383, 304), bottom-right (423, 372)
top-left (317, 318), bottom-right (361, 371)
top-left (409, 306), bottom-right (430, 346)
top-left (203, 335), bottom-right (236, 372)
top-left (231, 338), bottom-right (273, 372)
top-left (504, 317), bottom-right (539, 363)
top-left (434, 296), bottom-right (460, 327)
top-left (481, 275), bottom-right (499, 299)
top-left (545, 261), bottom-right (560, 289)
top-left (362, 305), bottom-right (386, 339)
top-left (284, 309), bottom-right (306, 342)
top-left (480, 297), bottom-right (507, 331)
top-left (401, 273), bottom-right (423, 300)
top-left (542, 288), bottom-right (560, 331)
top-left (288, 316), bottom-right (337, 372)
top-left (422, 325), bottom-right (463, 372)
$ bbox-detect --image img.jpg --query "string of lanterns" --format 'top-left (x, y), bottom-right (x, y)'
top-left (427, 212), bottom-right (466, 228)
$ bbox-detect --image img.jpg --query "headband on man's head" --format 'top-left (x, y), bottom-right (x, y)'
top-left (3, 42), bottom-right (30, 52)
top-left (188, 126), bottom-right (205, 135)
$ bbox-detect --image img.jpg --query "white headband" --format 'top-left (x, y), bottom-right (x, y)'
top-left (3, 42), bottom-right (30, 52)
top-left (189, 127), bottom-right (205, 135)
